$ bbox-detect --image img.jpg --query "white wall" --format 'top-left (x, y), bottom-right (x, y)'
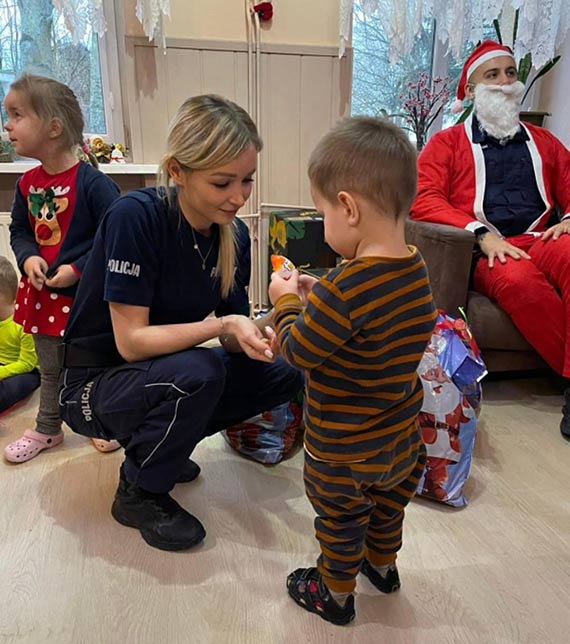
top-left (538, 37), bottom-right (570, 146)
top-left (121, 0), bottom-right (350, 203)
top-left (124, 0), bottom-right (340, 47)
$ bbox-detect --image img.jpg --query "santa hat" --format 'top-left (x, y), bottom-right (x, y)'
top-left (450, 40), bottom-right (516, 114)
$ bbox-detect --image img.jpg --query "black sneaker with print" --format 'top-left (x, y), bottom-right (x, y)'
top-left (360, 559), bottom-right (401, 593)
top-left (286, 567), bottom-right (355, 626)
top-left (561, 387), bottom-right (570, 441)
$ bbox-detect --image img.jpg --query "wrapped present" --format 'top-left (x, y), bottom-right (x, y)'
top-left (223, 398), bottom-right (304, 464)
top-left (416, 312), bottom-right (486, 507)
top-left (222, 314), bottom-right (304, 465)
top-left (268, 209), bottom-right (338, 277)
top-left (435, 314), bottom-right (487, 389)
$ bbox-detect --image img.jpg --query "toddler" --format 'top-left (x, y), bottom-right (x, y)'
top-left (0, 256), bottom-right (40, 414)
top-left (269, 116), bottom-right (437, 625)
top-left (4, 74), bottom-right (121, 461)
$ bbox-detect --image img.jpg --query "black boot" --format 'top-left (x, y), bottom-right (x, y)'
top-left (561, 388), bottom-right (570, 441)
top-left (111, 475), bottom-right (206, 551)
top-left (176, 459), bottom-right (201, 483)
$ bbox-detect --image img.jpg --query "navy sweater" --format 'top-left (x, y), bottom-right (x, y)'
top-left (9, 162), bottom-right (120, 298)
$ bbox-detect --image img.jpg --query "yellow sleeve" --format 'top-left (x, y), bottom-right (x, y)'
top-left (0, 329), bottom-right (38, 380)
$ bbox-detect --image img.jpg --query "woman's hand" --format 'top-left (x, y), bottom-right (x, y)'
top-left (224, 314), bottom-right (275, 363)
top-left (23, 256), bottom-right (48, 291)
top-left (263, 325), bottom-right (280, 357)
top-left (478, 232), bottom-right (530, 268)
top-left (268, 270), bottom-right (300, 305)
top-left (541, 220), bottom-right (570, 242)
top-left (45, 264), bottom-right (79, 289)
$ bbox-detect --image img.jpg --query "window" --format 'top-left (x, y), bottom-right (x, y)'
top-left (351, 2), bottom-right (498, 135)
top-left (0, 0), bottom-right (122, 140)
top-left (351, 1), bottom-right (435, 129)
top-left (440, 23), bottom-right (498, 129)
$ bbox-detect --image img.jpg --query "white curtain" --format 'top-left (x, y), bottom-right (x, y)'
top-left (52, 0), bottom-right (171, 43)
top-left (340, 0), bottom-right (570, 68)
top-left (135, 0), bottom-right (171, 42)
top-left (52, 0), bottom-right (106, 44)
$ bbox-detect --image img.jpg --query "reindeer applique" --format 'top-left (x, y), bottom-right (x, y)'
top-left (28, 185), bottom-right (70, 247)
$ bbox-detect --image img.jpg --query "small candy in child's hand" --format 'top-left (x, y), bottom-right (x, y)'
top-left (271, 254), bottom-right (295, 280)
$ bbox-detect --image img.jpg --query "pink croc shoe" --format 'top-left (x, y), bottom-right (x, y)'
top-left (4, 429), bottom-right (64, 463)
top-left (91, 438), bottom-right (121, 453)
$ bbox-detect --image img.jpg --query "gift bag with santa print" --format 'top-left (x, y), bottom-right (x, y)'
top-left (416, 312), bottom-right (487, 507)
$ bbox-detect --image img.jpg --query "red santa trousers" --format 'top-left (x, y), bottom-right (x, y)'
top-left (473, 234), bottom-right (570, 377)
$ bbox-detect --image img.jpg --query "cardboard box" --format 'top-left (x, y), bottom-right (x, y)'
top-left (268, 209), bottom-right (338, 276)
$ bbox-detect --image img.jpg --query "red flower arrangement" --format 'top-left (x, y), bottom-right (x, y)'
top-left (397, 73), bottom-right (451, 152)
top-left (254, 2), bottom-right (273, 21)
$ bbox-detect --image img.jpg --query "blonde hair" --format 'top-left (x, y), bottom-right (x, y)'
top-left (0, 257), bottom-right (18, 302)
top-left (157, 95), bottom-right (262, 298)
top-left (10, 74), bottom-right (98, 167)
top-left (308, 116), bottom-right (417, 220)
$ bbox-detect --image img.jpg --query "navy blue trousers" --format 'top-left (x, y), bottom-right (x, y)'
top-left (59, 347), bottom-right (302, 493)
top-left (0, 370), bottom-right (40, 413)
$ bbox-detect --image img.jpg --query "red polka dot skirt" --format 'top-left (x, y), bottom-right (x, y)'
top-left (13, 276), bottom-right (73, 337)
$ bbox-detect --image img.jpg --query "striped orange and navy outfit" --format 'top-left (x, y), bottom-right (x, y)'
top-left (273, 248), bottom-right (437, 593)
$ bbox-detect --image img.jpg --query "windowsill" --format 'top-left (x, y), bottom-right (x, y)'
top-left (0, 162), bottom-right (158, 175)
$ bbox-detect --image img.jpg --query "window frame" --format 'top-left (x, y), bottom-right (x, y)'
top-left (96, 0), bottom-right (125, 144)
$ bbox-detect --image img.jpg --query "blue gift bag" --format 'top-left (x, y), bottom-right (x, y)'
top-left (416, 312), bottom-right (486, 507)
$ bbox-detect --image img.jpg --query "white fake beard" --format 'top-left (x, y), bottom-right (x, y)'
top-left (473, 81), bottom-right (525, 141)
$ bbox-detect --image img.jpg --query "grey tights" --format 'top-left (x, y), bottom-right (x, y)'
top-left (33, 335), bottom-right (63, 436)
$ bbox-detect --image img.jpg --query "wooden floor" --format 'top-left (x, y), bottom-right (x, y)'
top-left (0, 375), bottom-right (569, 644)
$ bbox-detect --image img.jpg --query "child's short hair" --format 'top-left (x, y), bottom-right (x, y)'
top-left (0, 257), bottom-right (18, 302)
top-left (308, 116), bottom-right (417, 219)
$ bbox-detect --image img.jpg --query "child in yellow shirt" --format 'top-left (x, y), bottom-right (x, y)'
top-left (0, 257), bottom-right (40, 414)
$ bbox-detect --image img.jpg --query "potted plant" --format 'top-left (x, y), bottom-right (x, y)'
top-left (400, 73), bottom-right (452, 151)
top-left (383, 73), bottom-right (452, 152)
top-left (0, 139), bottom-right (14, 163)
top-left (493, 11), bottom-right (560, 126)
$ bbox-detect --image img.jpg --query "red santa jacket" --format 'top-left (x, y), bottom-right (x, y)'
top-left (411, 116), bottom-right (570, 237)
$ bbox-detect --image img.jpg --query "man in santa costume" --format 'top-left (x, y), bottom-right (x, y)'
top-left (411, 40), bottom-right (570, 441)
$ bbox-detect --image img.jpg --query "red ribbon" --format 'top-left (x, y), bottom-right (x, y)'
top-left (436, 313), bottom-right (480, 358)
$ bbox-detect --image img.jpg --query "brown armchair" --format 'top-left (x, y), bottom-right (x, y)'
top-left (405, 219), bottom-right (546, 373)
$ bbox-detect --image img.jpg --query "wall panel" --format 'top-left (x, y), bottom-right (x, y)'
top-left (124, 37), bottom-right (351, 207)
top-left (164, 48), bottom-right (204, 123)
top-left (259, 54), bottom-right (302, 205)
top-left (130, 42), bottom-right (170, 163)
